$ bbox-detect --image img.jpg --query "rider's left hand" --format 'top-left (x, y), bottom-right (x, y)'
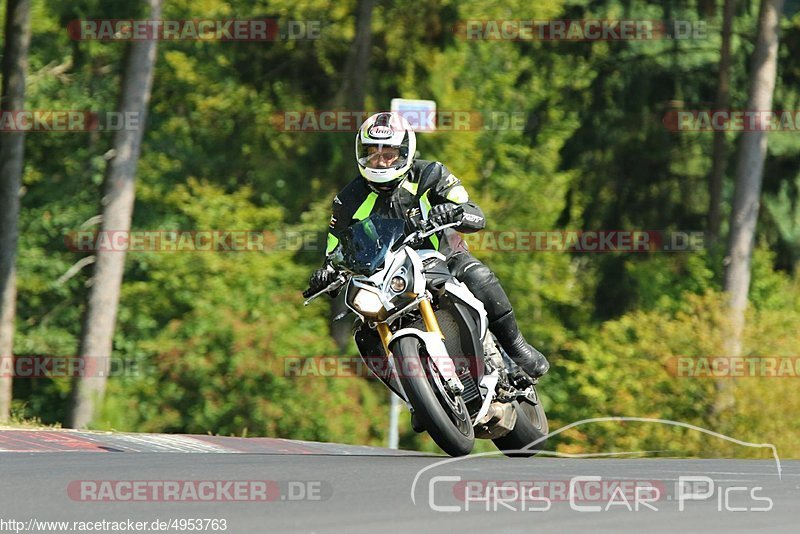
top-left (429, 203), bottom-right (464, 227)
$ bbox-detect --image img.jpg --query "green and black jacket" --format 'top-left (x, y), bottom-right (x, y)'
top-left (325, 159), bottom-right (486, 260)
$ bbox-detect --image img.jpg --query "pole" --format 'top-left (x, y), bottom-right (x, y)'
top-left (388, 392), bottom-right (400, 449)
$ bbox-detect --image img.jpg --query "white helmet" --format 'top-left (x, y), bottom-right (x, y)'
top-left (355, 112), bottom-right (416, 186)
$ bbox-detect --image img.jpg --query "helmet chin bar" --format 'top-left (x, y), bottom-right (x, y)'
top-left (359, 158), bottom-right (412, 183)
top-left (366, 170), bottom-right (409, 192)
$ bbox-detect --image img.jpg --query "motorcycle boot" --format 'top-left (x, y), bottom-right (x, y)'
top-left (488, 311), bottom-right (549, 378)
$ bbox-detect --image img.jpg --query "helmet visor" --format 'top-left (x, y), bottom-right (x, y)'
top-left (357, 138), bottom-right (409, 170)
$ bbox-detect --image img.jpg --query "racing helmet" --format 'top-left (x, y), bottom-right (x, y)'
top-left (355, 112), bottom-right (416, 187)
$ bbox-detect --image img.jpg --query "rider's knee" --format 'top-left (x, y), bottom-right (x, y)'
top-left (452, 258), bottom-right (497, 292)
top-left (448, 255), bottom-right (511, 321)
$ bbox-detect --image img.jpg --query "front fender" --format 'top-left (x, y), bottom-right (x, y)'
top-left (389, 328), bottom-right (464, 394)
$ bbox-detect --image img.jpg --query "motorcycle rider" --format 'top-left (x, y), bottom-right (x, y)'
top-left (306, 112), bottom-right (549, 380)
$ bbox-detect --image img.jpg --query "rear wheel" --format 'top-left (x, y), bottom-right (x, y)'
top-left (492, 395), bottom-right (548, 458)
top-left (393, 337), bottom-right (474, 457)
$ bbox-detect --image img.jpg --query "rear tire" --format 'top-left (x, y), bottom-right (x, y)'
top-left (393, 337), bottom-right (474, 457)
top-left (492, 397), bottom-right (548, 458)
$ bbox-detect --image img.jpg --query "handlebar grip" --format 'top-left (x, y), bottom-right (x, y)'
top-left (302, 287), bottom-right (315, 299)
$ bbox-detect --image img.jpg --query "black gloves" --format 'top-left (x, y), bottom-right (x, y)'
top-left (304, 267), bottom-right (337, 298)
top-left (428, 203), bottom-right (464, 227)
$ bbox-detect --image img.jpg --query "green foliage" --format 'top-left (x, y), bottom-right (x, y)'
top-left (553, 289), bottom-right (800, 458)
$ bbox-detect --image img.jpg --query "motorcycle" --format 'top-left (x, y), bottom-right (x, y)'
top-left (303, 212), bottom-right (548, 457)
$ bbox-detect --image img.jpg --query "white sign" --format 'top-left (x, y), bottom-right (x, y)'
top-left (391, 98), bottom-right (437, 132)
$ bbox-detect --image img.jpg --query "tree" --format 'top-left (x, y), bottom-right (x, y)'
top-left (330, 0), bottom-right (375, 351)
top-left (68, 0), bottom-right (162, 428)
top-left (707, 0), bottom-right (736, 247)
top-left (332, 0), bottom-right (374, 111)
top-left (718, 0), bottom-right (785, 413)
top-left (0, 0), bottom-right (32, 422)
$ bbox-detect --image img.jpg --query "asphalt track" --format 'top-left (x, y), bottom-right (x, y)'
top-left (0, 430), bottom-right (797, 533)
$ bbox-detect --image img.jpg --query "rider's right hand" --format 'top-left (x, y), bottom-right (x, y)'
top-left (304, 267), bottom-right (337, 298)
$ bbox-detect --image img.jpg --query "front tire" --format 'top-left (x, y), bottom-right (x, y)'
top-left (393, 337), bottom-right (474, 457)
top-left (492, 397), bottom-right (548, 458)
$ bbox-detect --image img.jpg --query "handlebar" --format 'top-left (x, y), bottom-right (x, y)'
top-left (301, 287), bottom-right (315, 299)
top-left (303, 274), bottom-right (347, 305)
top-left (400, 221), bottom-right (461, 247)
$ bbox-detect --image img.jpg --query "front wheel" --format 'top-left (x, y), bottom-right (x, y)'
top-left (492, 396), bottom-right (549, 458)
top-left (393, 337), bottom-right (474, 457)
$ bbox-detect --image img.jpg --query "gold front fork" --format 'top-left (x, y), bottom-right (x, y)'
top-left (376, 297), bottom-right (444, 354)
top-left (376, 323), bottom-right (392, 355)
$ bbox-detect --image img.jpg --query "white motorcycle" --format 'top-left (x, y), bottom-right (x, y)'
top-left (304, 213), bottom-right (547, 457)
